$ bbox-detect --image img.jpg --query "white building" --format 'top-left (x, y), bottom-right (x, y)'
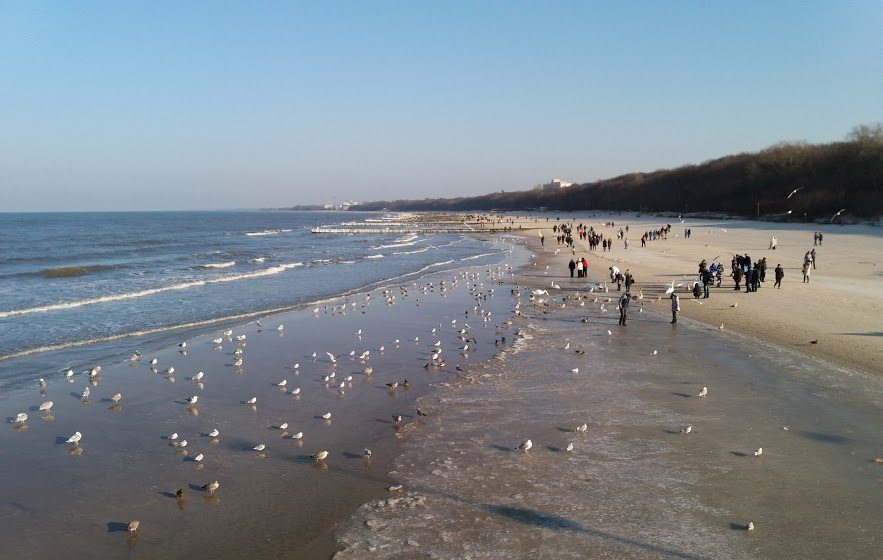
top-left (542, 178), bottom-right (573, 190)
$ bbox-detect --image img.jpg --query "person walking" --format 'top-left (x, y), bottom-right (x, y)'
top-left (576, 258), bottom-right (583, 278)
top-left (811, 249), bottom-right (816, 270)
top-left (618, 292), bottom-right (630, 326)
top-left (702, 268), bottom-right (712, 298)
top-left (568, 258), bottom-right (576, 278)
top-left (670, 294), bottom-right (680, 324)
top-left (802, 260), bottom-right (811, 283)
top-left (624, 270), bottom-right (634, 292)
top-left (774, 264), bottom-right (784, 288)
top-left (733, 267), bottom-right (743, 291)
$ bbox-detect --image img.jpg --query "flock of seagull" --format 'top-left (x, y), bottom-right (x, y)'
top-left (7, 265), bottom-right (517, 536)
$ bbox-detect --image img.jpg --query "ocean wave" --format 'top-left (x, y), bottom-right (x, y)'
top-left (461, 252), bottom-right (499, 261)
top-left (245, 229), bottom-right (293, 237)
top-left (249, 257), bottom-right (266, 264)
top-left (365, 254), bottom-right (384, 259)
top-left (0, 263), bottom-right (304, 319)
top-left (37, 264), bottom-right (124, 278)
top-left (392, 247), bottom-right (430, 255)
top-left (201, 261), bottom-right (236, 269)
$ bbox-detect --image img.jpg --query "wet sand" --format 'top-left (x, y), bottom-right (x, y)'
top-left (0, 255), bottom-right (523, 559)
top-left (333, 230), bottom-right (882, 559)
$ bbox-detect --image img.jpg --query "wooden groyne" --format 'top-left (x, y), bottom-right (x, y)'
top-left (310, 226), bottom-right (517, 234)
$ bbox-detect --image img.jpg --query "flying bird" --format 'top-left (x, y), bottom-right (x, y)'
top-left (830, 208), bottom-right (846, 221)
top-left (787, 186), bottom-right (804, 199)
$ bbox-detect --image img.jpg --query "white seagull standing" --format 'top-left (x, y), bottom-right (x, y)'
top-left (697, 386), bottom-right (708, 398)
top-left (66, 431), bottom-right (82, 444)
top-left (515, 439), bottom-right (533, 452)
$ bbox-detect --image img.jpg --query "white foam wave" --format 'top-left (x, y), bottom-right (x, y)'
top-left (249, 257), bottom-right (266, 263)
top-left (245, 229), bottom-right (292, 236)
top-left (0, 264), bottom-right (303, 319)
top-left (365, 254), bottom-right (384, 259)
top-left (393, 247), bottom-right (430, 255)
top-left (202, 261), bottom-right (236, 269)
top-left (461, 252), bottom-right (498, 261)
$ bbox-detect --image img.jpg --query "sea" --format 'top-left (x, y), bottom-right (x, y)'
top-left (0, 211), bottom-right (507, 388)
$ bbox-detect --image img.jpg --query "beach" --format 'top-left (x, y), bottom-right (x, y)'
top-left (333, 215), bottom-right (882, 559)
top-left (0, 212), bottom-right (880, 559)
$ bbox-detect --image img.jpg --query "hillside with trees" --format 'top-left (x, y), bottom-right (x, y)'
top-left (354, 125), bottom-right (883, 220)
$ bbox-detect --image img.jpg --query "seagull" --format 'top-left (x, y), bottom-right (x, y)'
top-left (392, 414), bottom-right (402, 424)
top-left (697, 386), bottom-right (708, 398)
top-left (149, 358), bottom-right (158, 366)
top-left (193, 453), bottom-right (204, 462)
top-left (753, 447), bottom-right (763, 456)
top-left (128, 520), bottom-right (140, 533)
top-left (570, 368), bottom-right (579, 374)
top-left (192, 372), bottom-right (204, 382)
top-left (291, 431), bottom-right (304, 440)
top-left (186, 395), bottom-right (199, 405)
top-left (291, 387), bottom-right (301, 396)
top-left (312, 450), bottom-right (329, 461)
top-left (202, 480), bottom-right (220, 494)
top-left (245, 397), bottom-right (257, 405)
top-left (211, 338), bottom-right (223, 345)
top-left (576, 423), bottom-right (588, 432)
top-left (386, 382), bottom-right (398, 389)
top-left (65, 369), bottom-right (74, 379)
top-left (276, 379), bottom-right (287, 387)
top-left (565, 443), bottom-right (574, 452)
top-left (515, 439), bottom-right (533, 452)
top-left (66, 431), bottom-right (82, 444)
top-left (681, 425), bottom-right (693, 435)
top-left (81, 387), bottom-right (90, 399)
top-left (253, 443), bottom-right (265, 451)
top-left (326, 352), bottom-right (337, 363)
top-left (607, 330), bottom-right (612, 336)
top-left (175, 439), bottom-right (188, 448)
top-left (178, 342), bottom-right (187, 349)
top-left (363, 448), bottom-right (372, 458)
top-left (830, 208), bottom-right (846, 221)
top-left (208, 428), bottom-right (220, 438)
top-left (279, 422), bottom-right (289, 430)
top-left (321, 412), bottom-right (332, 420)
top-left (110, 393), bottom-right (122, 403)
top-left (745, 521), bottom-right (755, 531)
top-left (416, 408), bottom-right (428, 417)
top-left (11, 412), bottom-right (27, 423)
top-left (277, 324), bottom-right (284, 331)
top-left (39, 401), bottom-right (53, 412)
top-left (787, 186), bottom-right (804, 199)
top-left (162, 367), bottom-right (175, 375)
top-left (168, 432), bottom-right (179, 441)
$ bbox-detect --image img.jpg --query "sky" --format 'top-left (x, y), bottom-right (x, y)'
top-left (1, 1), bottom-right (880, 211)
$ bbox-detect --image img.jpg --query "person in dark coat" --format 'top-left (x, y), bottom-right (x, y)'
top-left (774, 264), bottom-right (784, 289)
top-left (568, 259), bottom-right (576, 278)
top-left (733, 267), bottom-right (743, 291)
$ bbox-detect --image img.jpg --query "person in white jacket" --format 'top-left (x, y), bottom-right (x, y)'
top-left (670, 293), bottom-right (680, 324)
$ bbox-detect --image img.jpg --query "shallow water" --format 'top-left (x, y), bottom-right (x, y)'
top-left (0, 256), bottom-right (525, 559)
top-left (334, 259), bottom-right (883, 559)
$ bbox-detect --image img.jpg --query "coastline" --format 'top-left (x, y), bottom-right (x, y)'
top-left (332, 221), bottom-right (882, 559)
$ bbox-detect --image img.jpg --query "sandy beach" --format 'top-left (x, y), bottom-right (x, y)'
top-left (333, 217), bottom-right (882, 559)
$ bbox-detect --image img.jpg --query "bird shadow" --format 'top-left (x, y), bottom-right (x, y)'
top-left (187, 483), bottom-right (207, 492)
top-left (69, 392), bottom-right (82, 399)
top-left (106, 522), bottom-right (129, 533)
top-left (546, 445), bottom-right (562, 452)
top-left (671, 392), bottom-right (692, 398)
top-left (556, 427), bottom-right (574, 433)
top-left (663, 429), bottom-right (682, 435)
top-left (490, 444), bottom-right (512, 452)
top-left (293, 455), bottom-right (315, 463)
top-left (342, 451), bottom-right (362, 459)
top-left (158, 491), bottom-right (178, 499)
top-left (730, 451), bottom-right (749, 457)
top-left (728, 522), bottom-right (748, 531)
top-left (55, 436), bottom-right (69, 444)
top-left (375, 418), bottom-right (393, 424)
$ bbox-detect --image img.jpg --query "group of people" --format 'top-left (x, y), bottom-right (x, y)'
top-left (640, 225), bottom-right (672, 247)
top-left (802, 249), bottom-right (817, 283)
top-left (568, 257), bottom-right (590, 278)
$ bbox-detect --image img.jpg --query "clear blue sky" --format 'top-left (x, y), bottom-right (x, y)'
top-left (1, 1), bottom-right (880, 211)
